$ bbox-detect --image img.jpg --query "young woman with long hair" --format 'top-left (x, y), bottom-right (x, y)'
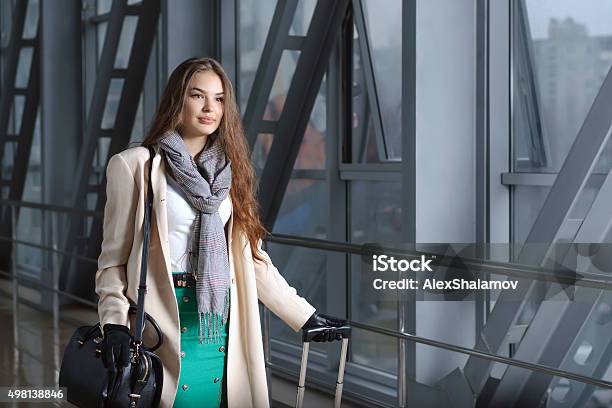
top-left (94, 57), bottom-right (346, 407)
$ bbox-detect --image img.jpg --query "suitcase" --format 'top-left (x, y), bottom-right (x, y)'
top-left (296, 324), bottom-right (352, 408)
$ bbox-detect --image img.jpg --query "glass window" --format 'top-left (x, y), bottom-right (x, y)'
top-left (268, 244), bottom-right (329, 348)
top-left (238, 0), bottom-right (323, 110)
top-left (97, 0), bottom-right (111, 15)
top-left (15, 47), bottom-right (33, 88)
top-left (237, 0), bottom-right (407, 402)
top-left (513, 0), bottom-right (612, 173)
top-left (512, 179), bottom-right (603, 245)
top-left (255, 71), bottom-right (327, 240)
top-left (289, 0), bottom-right (316, 36)
top-left (0, 2), bottom-right (12, 52)
top-left (350, 180), bottom-right (401, 374)
top-left (238, 0), bottom-right (276, 109)
top-left (358, 0), bottom-right (402, 161)
top-left (263, 63), bottom-right (330, 352)
top-left (101, 78), bottom-right (123, 129)
top-left (11, 95), bottom-right (25, 137)
top-left (114, 16), bottom-right (137, 69)
top-left (352, 29), bottom-right (384, 163)
top-left (16, 112), bottom-right (43, 278)
top-left (511, 1), bottom-right (612, 248)
top-left (97, 21), bottom-right (107, 62)
top-left (265, 50), bottom-right (300, 117)
top-left (22, 0), bottom-right (39, 40)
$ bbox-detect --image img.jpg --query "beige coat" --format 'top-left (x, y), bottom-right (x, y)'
top-left (95, 147), bottom-right (316, 407)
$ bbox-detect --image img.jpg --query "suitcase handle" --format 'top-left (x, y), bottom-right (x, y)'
top-left (296, 333), bottom-right (351, 408)
top-left (302, 324), bottom-right (351, 343)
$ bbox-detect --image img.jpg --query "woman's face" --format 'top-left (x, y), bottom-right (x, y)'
top-left (180, 70), bottom-right (225, 139)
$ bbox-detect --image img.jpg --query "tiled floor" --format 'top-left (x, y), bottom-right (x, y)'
top-left (0, 281), bottom-right (366, 408)
top-left (0, 285), bottom-right (86, 407)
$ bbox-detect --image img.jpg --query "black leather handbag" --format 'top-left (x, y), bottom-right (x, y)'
top-left (60, 147), bottom-right (164, 408)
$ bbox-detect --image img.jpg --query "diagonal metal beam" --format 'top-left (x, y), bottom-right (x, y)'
top-left (7, 41), bottom-right (39, 205)
top-left (488, 287), bottom-right (599, 407)
top-left (59, 0), bottom-right (161, 298)
top-left (548, 296), bottom-right (612, 407)
top-left (83, 0), bottom-right (162, 266)
top-left (257, 0), bottom-right (350, 230)
top-left (0, 0), bottom-right (39, 272)
top-left (0, 0), bottom-right (27, 167)
top-left (243, 0), bottom-right (299, 151)
top-left (58, 0), bottom-right (129, 294)
top-left (66, 0), bottom-right (127, 209)
top-left (490, 146), bottom-right (612, 406)
top-left (466, 60), bottom-right (612, 400)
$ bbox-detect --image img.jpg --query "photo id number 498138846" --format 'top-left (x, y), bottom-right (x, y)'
top-left (0, 387), bottom-right (66, 402)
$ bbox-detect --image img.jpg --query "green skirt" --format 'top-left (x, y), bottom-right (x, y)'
top-left (173, 272), bottom-right (230, 408)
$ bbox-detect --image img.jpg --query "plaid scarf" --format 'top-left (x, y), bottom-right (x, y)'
top-left (159, 131), bottom-right (232, 344)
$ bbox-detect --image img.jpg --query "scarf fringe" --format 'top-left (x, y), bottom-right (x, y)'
top-left (198, 290), bottom-right (230, 344)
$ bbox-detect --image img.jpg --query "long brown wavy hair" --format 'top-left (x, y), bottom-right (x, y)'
top-left (142, 57), bottom-right (269, 264)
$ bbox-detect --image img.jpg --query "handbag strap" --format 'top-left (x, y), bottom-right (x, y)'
top-left (132, 146), bottom-right (156, 351)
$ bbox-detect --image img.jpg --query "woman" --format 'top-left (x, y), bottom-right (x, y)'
top-left (94, 57), bottom-right (345, 408)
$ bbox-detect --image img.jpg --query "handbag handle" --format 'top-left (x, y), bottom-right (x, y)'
top-left (132, 146), bottom-right (156, 351)
top-left (128, 305), bottom-right (163, 352)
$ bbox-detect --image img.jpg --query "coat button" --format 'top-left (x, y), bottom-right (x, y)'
top-left (182, 384), bottom-right (188, 391)
top-left (182, 296), bottom-right (190, 303)
top-left (219, 346), bottom-right (225, 353)
top-left (181, 351), bottom-right (185, 358)
top-left (181, 327), bottom-right (187, 333)
top-left (214, 378), bottom-right (220, 383)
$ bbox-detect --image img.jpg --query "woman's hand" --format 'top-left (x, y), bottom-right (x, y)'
top-left (101, 324), bottom-right (132, 371)
top-left (301, 312), bottom-right (349, 342)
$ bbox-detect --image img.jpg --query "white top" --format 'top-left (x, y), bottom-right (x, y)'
top-left (166, 175), bottom-right (232, 273)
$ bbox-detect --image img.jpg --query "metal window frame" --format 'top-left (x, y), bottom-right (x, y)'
top-left (236, 0), bottom-right (411, 405)
top-left (399, 0), bottom-right (416, 406)
top-left (485, 0), bottom-right (612, 400)
top-left (55, 0), bottom-right (161, 301)
top-left (511, 0), bottom-right (549, 170)
top-left (0, 0), bottom-right (41, 275)
top-left (352, 0), bottom-right (387, 163)
top-left (264, 231), bottom-right (612, 390)
top-left (468, 0), bottom-right (612, 403)
top-left (4, 200), bottom-right (612, 405)
top-left (475, 0), bottom-right (491, 343)
top-left (242, 0), bottom-right (299, 150)
top-left (488, 0), bottom-right (510, 248)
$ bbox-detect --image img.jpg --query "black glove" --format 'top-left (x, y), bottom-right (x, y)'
top-left (101, 324), bottom-right (132, 371)
top-left (301, 312), bottom-right (348, 342)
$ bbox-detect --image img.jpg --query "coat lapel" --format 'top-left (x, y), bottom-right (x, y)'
top-left (227, 197), bottom-right (235, 281)
top-left (151, 151), bottom-right (170, 275)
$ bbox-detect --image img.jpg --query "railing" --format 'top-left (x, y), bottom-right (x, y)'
top-left (2, 199), bottom-right (612, 407)
top-left (0, 200), bottom-right (99, 311)
top-left (264, 233), bottom-right (612, 406)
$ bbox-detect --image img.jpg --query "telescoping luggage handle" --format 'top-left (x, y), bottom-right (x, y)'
top-left (296, 324), bottom-right (351, 408)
